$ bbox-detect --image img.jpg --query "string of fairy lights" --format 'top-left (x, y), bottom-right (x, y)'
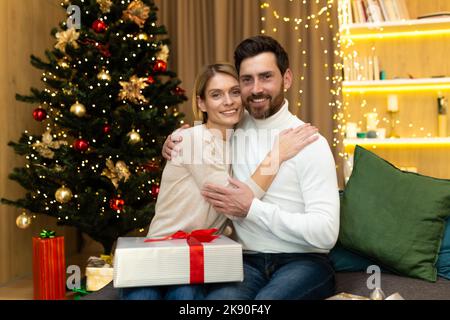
top-left (259, 0), bottom-right (345, 158)
top-left (261, 0), bottom-right (444, 167)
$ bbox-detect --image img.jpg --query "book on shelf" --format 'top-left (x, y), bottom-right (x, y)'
top-left (358, 0), bottom-right (369, 23)
top-left (348, 0), bottom-right (410, 24)
top-left (382, 0), bottom-right (396, 21)
top-left (377, 0), bottom-right (390, 21)
top-left (366, 0), bottom-right (384, 23)
top-left (385, 0), bottom-right (409, 21)
top-left (350, 0), bottom-right (361, 24)
top-left (344, 55), bottom-right (381, 81)
top-left (373, 56), bottom-right (380, 81)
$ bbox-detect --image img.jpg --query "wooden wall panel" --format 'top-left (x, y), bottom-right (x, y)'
top-left (0, 0), bottom-right (79, 286)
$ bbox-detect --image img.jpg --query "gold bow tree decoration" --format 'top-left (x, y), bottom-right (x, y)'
top-left (156, 44), bottom-right (170, 62)
top-left (101, 159), bottom-right (131, 189)
top-left (54, 28), bottom-right (80, 53)
top-left (122, 0), bottom-right (150, 28)
top-left (32, 130), bottom-right (68, 159)
top-left (96, 0), bottom-right (113, 13)
top-left (118, 75), bottom-right (149, 104)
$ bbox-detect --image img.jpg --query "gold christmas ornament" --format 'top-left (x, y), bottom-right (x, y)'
top-left (127, 130), bottom-right (142, 144)
top-left (16, 212), bottom-right (32, 229)
top-left (96, 0), bottom-right (113, 13)
top-left (137, 33), bottom-right (148, 41)
top-left (118, 75), bottom-right (149, 104)
top-left (55, 28), bottom-right (80, 53)
top-left (101, 159), bottom-right (131, 189)
top-left (55, 186), bottom-right (73, 204)
top-left (122, 0), bottom-right (150, 28)
top-left (32, 130), bottom-right (68, 159)
top-left (70, 101), bottom-right (86, 117)
top-left (58, 59), bottom-right (70, 69)
top-left (97, 69), bottom-right (111, 81)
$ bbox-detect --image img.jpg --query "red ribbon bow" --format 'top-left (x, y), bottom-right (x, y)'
top-left (145, 228), bottom-right (219, 283)
top-left (79, 39), bottom-right (112, 57)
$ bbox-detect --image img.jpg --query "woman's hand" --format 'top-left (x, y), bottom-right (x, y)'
top-left (274, 124), bottom-right (319, 163)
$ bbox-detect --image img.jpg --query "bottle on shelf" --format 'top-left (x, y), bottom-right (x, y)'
top-left (437, 92), bottom-right (448, 137)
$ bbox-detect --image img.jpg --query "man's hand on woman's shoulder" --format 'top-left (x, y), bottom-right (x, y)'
top-left (162, 124), bottom-right (190, 160)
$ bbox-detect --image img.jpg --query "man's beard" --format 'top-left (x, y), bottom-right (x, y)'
top-left (244, 89), bottom-right (285, 120)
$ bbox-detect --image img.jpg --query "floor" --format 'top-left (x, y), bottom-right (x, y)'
top-left (0, 251), bottom-right (98, 300)
top-left (0, 276), bottom-right (34, 300)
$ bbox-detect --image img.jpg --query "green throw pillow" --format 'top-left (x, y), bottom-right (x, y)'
top-left (339, 146), bottom-right (450, 282)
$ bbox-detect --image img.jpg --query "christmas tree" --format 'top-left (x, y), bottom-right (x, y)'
top-left (1, 0), bottom-right (186, 254)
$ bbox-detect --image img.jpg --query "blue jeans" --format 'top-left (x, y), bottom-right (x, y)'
top-left (119, 284), bottom-right (206, 300)
top-left (206, 252), bottom-right (335, 300)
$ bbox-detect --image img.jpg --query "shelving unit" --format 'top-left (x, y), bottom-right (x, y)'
top-left (341, 17), bottom-right (450, 39)
top-left (344, 137), bottom-right (450, 151)
top-left (338, 0), bottom-right (450, 181)
top-left (342, 78), bottom-right (450, 93)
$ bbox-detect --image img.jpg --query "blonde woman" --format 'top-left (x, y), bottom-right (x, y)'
top-left (120, 63), bottom-right (318, 300)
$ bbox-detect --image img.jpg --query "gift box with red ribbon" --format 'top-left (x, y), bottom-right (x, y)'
top-left (32, 232), bottom-right (66, 300)
top-left (113, 229), bottom-right (243, 288)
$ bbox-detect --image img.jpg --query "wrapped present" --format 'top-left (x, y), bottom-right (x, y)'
top-left (33, 230), bottom-right (66, 300)
top-left (327, 290), bottom-right (405, 300)
top-left (327, 292), bottom-right (371, 300)
top-left (86, 255), bottom-right (114, 292)
top-left (113, 229), bottom-right (243, 288)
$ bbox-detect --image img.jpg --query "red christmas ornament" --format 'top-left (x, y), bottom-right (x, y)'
top-left (92, 19), bottom-right (107, 33)
top-left (102, 123), bottom-right (112, 134)
top-left (153, 60), bottom-right (167, 73)
top-left (33, 108), bottom-right (47, 122)
top-left (172, 86), bottom-right (186, 96)
top-left (110, 197), bottom-right (125, 211)
top-left (73, 139), bottom-right (89, 152)
top-left (151, 184), bottom-right (160, 198)
top-left (146, 76), bottom-right (155, 84)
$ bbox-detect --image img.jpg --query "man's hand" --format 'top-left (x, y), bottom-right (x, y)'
top-left (201, 177), bottom-right (254, 218)
top-left (162, 124), bottom-right (190, 160)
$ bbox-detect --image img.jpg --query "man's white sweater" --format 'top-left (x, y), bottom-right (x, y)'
top-left (231, 100), bottom-right (340, 254)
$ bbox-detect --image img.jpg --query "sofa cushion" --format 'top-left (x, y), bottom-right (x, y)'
top-left (329, 244), bottom-right (377, 272)
top-left (339, 146), bottom-right (450, 282)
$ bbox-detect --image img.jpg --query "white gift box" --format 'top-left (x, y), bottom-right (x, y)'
top-left (113, 236), bottom-right (243, 288)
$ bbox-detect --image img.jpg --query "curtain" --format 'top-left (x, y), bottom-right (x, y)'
top-left (260, 0), bottom-right (344, 184)
top-left (154, 0), bottom-right (343, 184)
top-left (153, 0), bottom-right (261, 124)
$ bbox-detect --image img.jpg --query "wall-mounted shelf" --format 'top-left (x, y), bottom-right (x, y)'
top-left (342, 78), bottom-right (450, 93)
top-left (344, 138), bottom-right (450, 152)
top-left (340, 17), bottom-right (450, 40)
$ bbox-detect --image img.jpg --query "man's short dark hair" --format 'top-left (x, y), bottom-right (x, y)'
top-left (234, 35), bottom-right (289, 75)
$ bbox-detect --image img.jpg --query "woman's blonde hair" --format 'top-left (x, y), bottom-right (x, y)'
top-left (192, 63), bottom-right (239, 124)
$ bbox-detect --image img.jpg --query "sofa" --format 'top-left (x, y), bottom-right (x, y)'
top-left (80, 271), bottom-right (449, 300)
top-left (82, 146), bottom-right (450, 300)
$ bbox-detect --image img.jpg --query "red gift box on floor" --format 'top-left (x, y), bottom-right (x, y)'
top-left (32, 236), bottom-right (66, 300)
